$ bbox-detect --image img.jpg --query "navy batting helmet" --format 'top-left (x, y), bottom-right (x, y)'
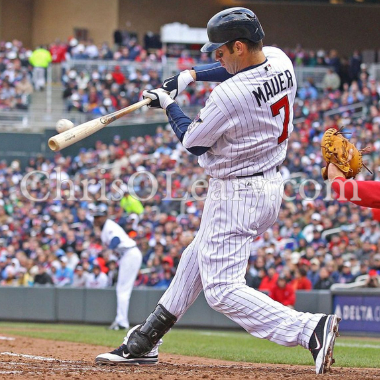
top-left (92, 203), bottom-right (108, 217)
top-left (201, 7), bottom-right (265, 53)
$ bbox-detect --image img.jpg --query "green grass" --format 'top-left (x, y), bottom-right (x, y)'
top-left (0, 322), bottom-right (379, 368)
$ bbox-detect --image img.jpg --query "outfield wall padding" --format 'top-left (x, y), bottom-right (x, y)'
top-left (0, 287), bottom-right (337, 328)
top-left (0, 122), bottom-right (164, 168)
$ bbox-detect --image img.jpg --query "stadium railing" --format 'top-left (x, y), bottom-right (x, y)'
top-left (370, 63), bottom-right (380, 80)
top-left (63, 59), bottom-right (164, 77)
top-left (330, 275), bottom-right (369, 291)
top-left (65, 59), bottom-right (332, 90)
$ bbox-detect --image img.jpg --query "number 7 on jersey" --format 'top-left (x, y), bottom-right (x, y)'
top-left (271, 95), bottom-right (290, 145)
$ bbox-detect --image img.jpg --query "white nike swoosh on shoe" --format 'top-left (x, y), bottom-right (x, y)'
top-left (314, 333), bottom-right (321, 350)
top-left (122, 352), bottom-right (131, 358)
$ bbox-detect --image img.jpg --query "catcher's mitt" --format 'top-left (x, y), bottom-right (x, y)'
top-left (321, 127), bottom-right (372, 180)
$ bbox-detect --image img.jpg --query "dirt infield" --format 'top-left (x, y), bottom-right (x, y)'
top-left (0, 334), bottom-right (379, 380)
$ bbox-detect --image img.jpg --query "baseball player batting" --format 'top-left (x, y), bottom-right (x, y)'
top-left (96, 8), bottom-right (340, 374)
top-left (92, 204), bottom-right (142, 330)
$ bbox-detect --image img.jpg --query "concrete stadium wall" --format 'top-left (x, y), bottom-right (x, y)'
top-left (117, 0), bottom-right (225, 43)
top-left (0, 132), bottom-right (43, 167)
top-left (32, 0), bottom-right (119, 48)
top-left (0, 0), bottom-right (33, 48)
top-left (0, 287), bottom-right (332, 327)
top-left (42, 121), bottom-right (165, 159)
top-left (0, 122), bottom-right (164, 168)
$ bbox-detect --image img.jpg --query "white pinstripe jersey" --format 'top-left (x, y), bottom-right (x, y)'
top-left (101, 219), bottom-right (136, 255)
top-left (182, 46), bottom-right (297, 179)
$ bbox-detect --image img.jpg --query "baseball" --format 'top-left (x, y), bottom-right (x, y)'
top-left (55, 119), bottom-right (74, 133)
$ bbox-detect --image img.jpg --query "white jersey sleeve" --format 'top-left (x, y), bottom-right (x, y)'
top-left (101, 219), bottom-right (136, 254)
top-left (182, 98), bottom-right (230, 149)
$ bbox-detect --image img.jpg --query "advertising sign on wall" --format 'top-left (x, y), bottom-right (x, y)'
top-left (333, 295), bottom-right (380, 333)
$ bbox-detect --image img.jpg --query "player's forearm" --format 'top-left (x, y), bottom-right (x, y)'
top-left (162, 64), bottom-right (230, 100)
top-left (109, 236), bottom-right (121, 250)
top-left (332, 177), bottom-right (380, 208)
top-left (192, 62), bottom-right (232, 82)
top-left (166, 103), bottom-right (210, 156)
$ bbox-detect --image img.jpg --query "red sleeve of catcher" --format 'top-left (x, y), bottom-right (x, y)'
top-left (331, 177), bottom-right (380, 209)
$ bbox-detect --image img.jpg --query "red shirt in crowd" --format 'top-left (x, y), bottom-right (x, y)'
top-left (112, 66), bottom-right (126, 85)
top-left (292, 276), bottom-right (312, 291)
top-left (50, 44), bottom-right (67, 63)
top-left (269, 283), bottom-right (296, 307)
top-left (259, 273), bottom-right (279, 291)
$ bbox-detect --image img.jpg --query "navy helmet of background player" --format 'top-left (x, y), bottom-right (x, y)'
top-left (96, 7), bottom-right (340, 374)
top-left (92, 203), bottom-right (108, 228)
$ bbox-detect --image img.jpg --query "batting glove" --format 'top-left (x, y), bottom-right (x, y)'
top-left (161, 70), bottom-right (194, 99)
top-left (143, 89), bottom-right (174, 110)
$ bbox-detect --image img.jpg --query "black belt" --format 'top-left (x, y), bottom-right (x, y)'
top-left (236, 166), bottom-right (280, 179)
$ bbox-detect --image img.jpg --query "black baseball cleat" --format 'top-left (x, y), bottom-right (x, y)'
top-left (108, 321), bottom-right (129, 331)
top-left (95, 344), bottom-right (158, 366)
top-left (309, 314), bottom-right (341, 374)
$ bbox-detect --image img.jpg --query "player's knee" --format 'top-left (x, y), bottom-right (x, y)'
top-left (203, 286), bottom-right (229, 313)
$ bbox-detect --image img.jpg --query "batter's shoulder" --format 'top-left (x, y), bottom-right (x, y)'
top-left (263, 46), bottom-right (292, 64)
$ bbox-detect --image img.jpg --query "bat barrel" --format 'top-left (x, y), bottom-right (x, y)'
top-left (48, 98), bottom-right (151, 152)
top-left (48, 138), bottom-right (59, 151)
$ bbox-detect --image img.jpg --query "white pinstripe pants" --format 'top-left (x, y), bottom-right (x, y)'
top-left (115, 247), bottom-right (142, 328)
top-left (159, 168), bottom-right (323, 349)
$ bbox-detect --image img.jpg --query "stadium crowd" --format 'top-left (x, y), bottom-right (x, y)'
top-left (60, 42), bottom-right (368, 114)
top-left (0, 36), bottom-right (380, 302)
top-left (0, 40), bottom-right (34, 110)
top-left (0, 34), bottom-right (370, 114)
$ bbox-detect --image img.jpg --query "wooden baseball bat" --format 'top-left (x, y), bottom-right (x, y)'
top-left (48, 98), bottom-right (152, 152)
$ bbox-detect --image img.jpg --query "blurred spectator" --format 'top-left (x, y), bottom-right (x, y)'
top-left (177, 50), bottom-right (195, 71)
top-left (72, 265), bottom-right (89, 287)
top-left (371, 253), bottom-right (380, 275)
top-left (49, 39), bottom-right (67, 83)
top-left (366, 270), bottom-right (380, 288)
top-left (269, 274), bottom-right (296, 308)
top-left (55, 256), bottom-right (74, 286)
top-left (34, 264), bottom-right (54, 285)
top-left (249, 267), bottom-right (268, 289)
top-left (112, 65), bottom-right (126, 85)
top-left (259, 266), bottom-right (279, 291)
top-left (349, 50), bottom-right (362, 82)
top-left (107, 260), bottom-right (118, 286)
top-left (322, 68), bottom-right (341, 91)
top-left (65, 247), bottom-right (80, 270)
top-left (28, 45), bottom-right (52, 91)
top-left (86, 264), bottom-right (108, 288)
top-left (292, 267), bottom-right (312, 291)
top-left (298, 78), bottom-right (318, 100)
top-left (353, 260), bottom-right (370, 280)
top-left (120, 190), bottom-right (144, 215)
top-left (338, 261), bottom-right (355, 284)
top-left (307, 258), bottom-right (321, 287)
top-left (314, 267), bottom-right (334, 290)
